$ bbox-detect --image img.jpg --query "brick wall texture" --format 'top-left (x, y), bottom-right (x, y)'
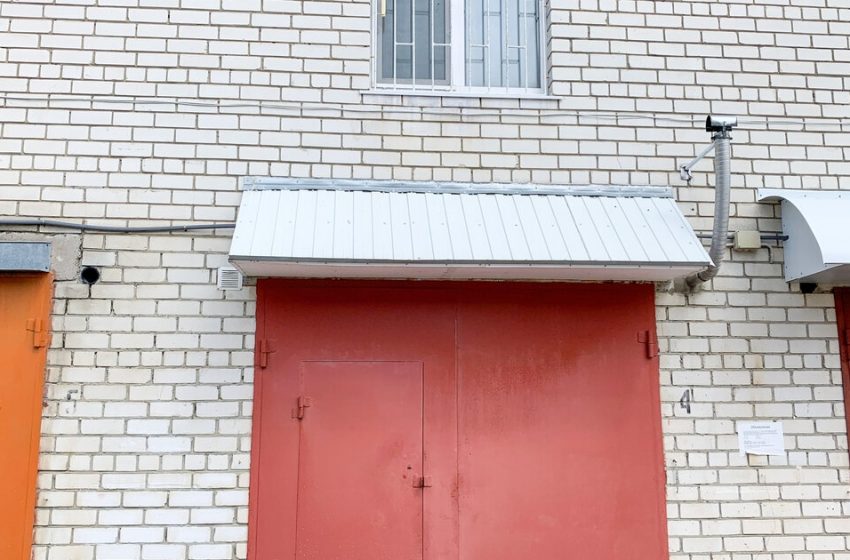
top-left (1, 0), bottom-right (849, 558)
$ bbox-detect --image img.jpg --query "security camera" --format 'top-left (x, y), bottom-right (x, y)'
top-left (705, 115), bottom-right (737, 132)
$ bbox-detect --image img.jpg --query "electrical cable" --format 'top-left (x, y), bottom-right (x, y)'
top-left (0, 217), bottom-right (789, 242)
top-left (0, 93), bottom-right (703, 122)
top-left (3, 93), bottom-right (849, 128)
top-left (0, 218), bottom-right (235, 233)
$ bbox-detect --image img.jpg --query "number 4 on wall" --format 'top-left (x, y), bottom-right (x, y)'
top-left (679, 389), bottom-right (693, 414)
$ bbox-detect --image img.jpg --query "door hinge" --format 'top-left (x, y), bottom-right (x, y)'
top-left (292, 396), bottom-right (312, 420)
top-left (257, 339), bottom-right (275, 369)
top-left (26, 318), bottom-right (48, 349)
top-left (637, 329), bottom-right (658, 359)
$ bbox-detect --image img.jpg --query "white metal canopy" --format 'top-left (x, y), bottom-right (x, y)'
top-left (229, 179), bottom-right (711, 281)
top-left (0, 241), bottom-right (50, 272)
top-left (759, 189), bottom-right (850, 285)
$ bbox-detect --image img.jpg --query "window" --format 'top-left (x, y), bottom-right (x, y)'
top-left (375, 0), bottom-right (544, 93)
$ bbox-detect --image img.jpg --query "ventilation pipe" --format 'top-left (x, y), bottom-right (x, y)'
top-left (678, 115), bottom-right (737, 290)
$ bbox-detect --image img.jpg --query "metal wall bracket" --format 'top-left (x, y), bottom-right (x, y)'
top-left (678, 140), bottom-right (716, 185)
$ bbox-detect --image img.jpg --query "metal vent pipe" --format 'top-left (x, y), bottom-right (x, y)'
top-left (683, 116), bottom-right (736, 289)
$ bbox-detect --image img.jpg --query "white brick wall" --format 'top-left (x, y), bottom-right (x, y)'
top-left (1, 0), bottom-right (849, 558)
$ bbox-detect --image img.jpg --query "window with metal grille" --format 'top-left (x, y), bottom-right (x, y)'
top-left (375, 0), bottom-right (544, 93)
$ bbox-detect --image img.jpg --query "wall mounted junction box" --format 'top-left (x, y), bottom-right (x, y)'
top-left (733, 231), bottom-right (762, 251)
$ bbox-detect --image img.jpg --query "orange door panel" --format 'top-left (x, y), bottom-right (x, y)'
top-left (0, 273), bottom-right (52, 560)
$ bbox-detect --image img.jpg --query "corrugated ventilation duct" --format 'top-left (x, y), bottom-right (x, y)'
top-left (678, 116), bottom-right (737, 291)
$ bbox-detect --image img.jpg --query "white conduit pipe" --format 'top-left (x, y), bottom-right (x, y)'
top-left (686, 129), bottom-right (732, 288)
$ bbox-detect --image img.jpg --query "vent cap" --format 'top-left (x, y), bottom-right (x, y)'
top-left (217, 266), bottom-right (243, 290)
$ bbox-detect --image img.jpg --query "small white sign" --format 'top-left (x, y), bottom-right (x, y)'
top-left (738, 421), bottom-right (785, 456)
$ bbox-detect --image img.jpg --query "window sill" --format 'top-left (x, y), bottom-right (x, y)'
top-left (360, 89), bottom-right (560, 109)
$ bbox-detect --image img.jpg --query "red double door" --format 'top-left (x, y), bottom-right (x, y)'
top-left (250, 280), bottom-right (668, 560)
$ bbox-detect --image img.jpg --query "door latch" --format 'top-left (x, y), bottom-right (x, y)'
top-left (412, 475), bottom-right (432, 488)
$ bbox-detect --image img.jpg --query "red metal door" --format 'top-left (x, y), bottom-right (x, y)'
top-left (250, 282), bottom-right (459, 560)
top-left (0, 273), bottom-right (52, 560)
top-left (295, 361), bottom-right (424, 560)
top-left (456, 283), bottom-right (667, 560)
top-left (251, 280), bottom-right (668, 560)
top-left (835, 289), bottom-right (850, 440)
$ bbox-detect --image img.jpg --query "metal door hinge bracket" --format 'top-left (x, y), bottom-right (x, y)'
top-left (26, 318), bottom-right (48, 349)
top-left (257, 339), bottom-right (275, 369)
top-left (292, 396), bottom-right (312, 420)
top-left (637, 330), bottom-right (658, 359)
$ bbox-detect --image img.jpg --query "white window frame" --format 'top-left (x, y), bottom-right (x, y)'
top-left (370, 0), bottom-right (547, 97)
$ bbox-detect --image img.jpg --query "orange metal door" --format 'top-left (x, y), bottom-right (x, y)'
top-left (0, 273), bottom-right (51, 560)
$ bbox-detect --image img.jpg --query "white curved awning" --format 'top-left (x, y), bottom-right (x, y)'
top-left (759, 189), bottom-right (850, 284)
top-left (229, 179), bottom-right (710, 282)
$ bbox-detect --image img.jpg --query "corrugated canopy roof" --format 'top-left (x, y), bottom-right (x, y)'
top-left (759, 189), bottom-right (850, 285)
top-left (229, 179), bottom-right (710, 281)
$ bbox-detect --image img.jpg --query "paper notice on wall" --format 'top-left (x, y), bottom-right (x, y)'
top-left (737, 421), bottom-right (785, 456)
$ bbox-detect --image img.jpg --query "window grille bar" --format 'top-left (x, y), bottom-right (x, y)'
top-left (539, 0), bottom-right (544, 91)
top-left (452, 0), bottom-right (464, 88)
top-left (502, 0), bottom-right (508, 89)
top-left (430, 0), bottom-right (435, 87)
top-left (412, 0), bottom-right (416, 89)
top-left (393, 0), bottom-right (399, 87)
top-left (464, 0), bottom-right (468, 88)
top-left (486, 0), bottom-right (491, 88)
top-left (471, 0), bottom-right (477, 88)
top-left (517, 0), bottom-right (528, 87)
